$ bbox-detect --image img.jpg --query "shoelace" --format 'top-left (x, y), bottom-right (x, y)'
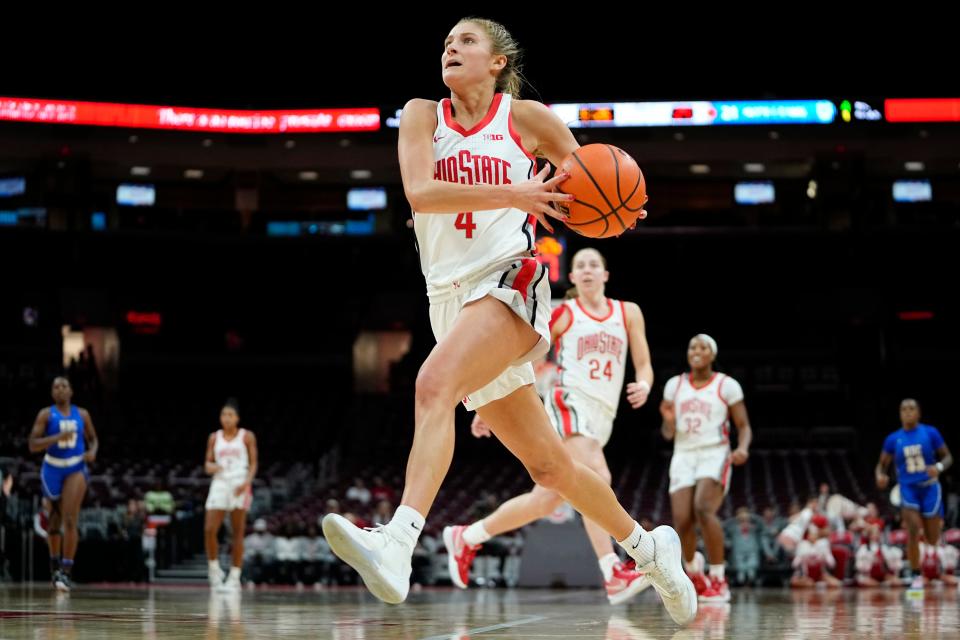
top-left (363, 522), bottom-right (411, 550)
top-left (363, 523), bottom-right (398, 542)
top-left (642, 539), bottom-right (682, 598)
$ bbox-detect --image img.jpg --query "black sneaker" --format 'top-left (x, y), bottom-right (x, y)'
top-left (53, 570), bottom-right (72, 592)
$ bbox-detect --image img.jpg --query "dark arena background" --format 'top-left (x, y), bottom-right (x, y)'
top-left (1, 13), bottom-right (958, 640)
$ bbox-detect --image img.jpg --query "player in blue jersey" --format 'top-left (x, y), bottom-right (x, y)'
top-left (28, 377), bottom-right (99, 592)
top-left (875, 398), bottom-right (953, 589)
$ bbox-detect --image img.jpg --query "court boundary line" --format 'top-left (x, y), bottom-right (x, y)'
top-left (419, 614), bottom-right (547, 640)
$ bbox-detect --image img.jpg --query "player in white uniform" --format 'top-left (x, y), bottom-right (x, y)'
top-left (204, 399), bottom-right (258, 591)
top-left (443, 248), bottom-right (654, 604)
top-left (660, 334), bottom-right (752, 603)
top-left (322, 17), bottom-right (696, 625)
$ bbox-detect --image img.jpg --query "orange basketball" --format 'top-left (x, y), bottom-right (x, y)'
top-left (556, 144), bottom-right (647, 238)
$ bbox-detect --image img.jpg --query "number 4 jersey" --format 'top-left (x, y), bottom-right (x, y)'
top-left (413, 93), bottom-right (538, 300)
top-left (664, 372), bottom-right (744, 451)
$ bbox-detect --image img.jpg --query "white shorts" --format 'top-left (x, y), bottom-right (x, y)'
top-left (668, 444), bottom-right (732, 495)
top-left (429, 257), bottom-right (551, 412)
top-left (205, 478), bottom-right (252, 512)
top-left (544, 387), bottom-right (615, 447)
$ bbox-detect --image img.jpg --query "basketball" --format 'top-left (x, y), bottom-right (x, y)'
top-left (556, 144), bottom-right (648, 238)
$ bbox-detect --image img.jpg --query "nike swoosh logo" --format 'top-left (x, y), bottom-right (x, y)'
top-left (411, 523), bottom-right (421, 530)
top-left (632, 539), bottom-right (640, 549)
top-left (433, 135), bottom-right (446, 142)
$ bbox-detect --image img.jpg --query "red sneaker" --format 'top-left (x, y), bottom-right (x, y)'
top-left (605, 560), bottom-right (651, 605)
top-left (443, 525), bottom-right (480, 589)
top-left (699, 577), bottom-right (731, 603)
top-left (688, 570), bottom-right (711, 598)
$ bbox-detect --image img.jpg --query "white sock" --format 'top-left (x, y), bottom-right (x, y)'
top-left (388, 505), bottom-right (425, 548)
top-left (685, 550), bottom-right (705, 574)
top-left (618, 522), bottom-right (655, 566)
top-left (599, 553), bottom-right (619, 582)
top-left (709, 564), bottom-right (725, 582)
top-left (209, 560), bottom-right (221, 572)
top-left (229, 566), bottom-right (241, 580)
top-left (462, 521), bottom-right (492, 547)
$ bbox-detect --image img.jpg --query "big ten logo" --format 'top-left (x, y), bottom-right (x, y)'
top-left (482, 133), bottom-right (504, 141)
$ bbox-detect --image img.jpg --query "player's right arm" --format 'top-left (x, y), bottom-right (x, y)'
top-left (204, 433), bottom-right (222, 475)
top-left (28, 409), bottom-right (71, 452)
top-left (398, 98), bottom-right (571, 230)
top-left (660, 400), bottom-right (676, 441)
top-left (659, 377), bottom-right (678, 441)
top-left (549, 303), bottom-right (573, 342)
top-left (875, 451), bottom-right (893, 489)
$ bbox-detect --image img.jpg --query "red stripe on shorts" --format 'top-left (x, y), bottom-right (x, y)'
top-left (721, 455), bottom-right (732, 489)
top-left (554, 389), bottom-right (573, 436)
top-left (512, 259), bottom-right (538, 302)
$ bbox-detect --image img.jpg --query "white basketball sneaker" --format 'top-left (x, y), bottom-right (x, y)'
top-left (219, 572), bottom-right (242, 592)
top-left (208, 563), bottom-right (225, 589)
top-left (322, 513), bottom-right (412, 604)
top-left (630, 526), bottom-right (698, 626)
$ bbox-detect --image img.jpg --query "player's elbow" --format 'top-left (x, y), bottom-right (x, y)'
top-left (405, 181), bottom-right (432, 212)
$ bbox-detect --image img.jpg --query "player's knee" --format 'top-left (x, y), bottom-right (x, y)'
top-left (672, 510), bottom-right (694, 532)
top-left (528, 466), bottom-right (561, 492)
top-left (415, 365), bottom-right (461, 410)
top-left (204, 522), bottom-right (220, 537)
top-left (693, 500), bottom-right (716, 523)
top-left (527, 451), bottom-right (574, 493)
top-left (62, 514), bottom-right (78, 530)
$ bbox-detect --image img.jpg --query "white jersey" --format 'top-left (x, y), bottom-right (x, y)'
top-left (664, 372), bottom-right (744, 451)
top-left (553, 299), bottom-right (629, 414)
top-left (213, 429), bottom-right (249, 484)
top-left (413, 93), bottom-right (538, 300)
